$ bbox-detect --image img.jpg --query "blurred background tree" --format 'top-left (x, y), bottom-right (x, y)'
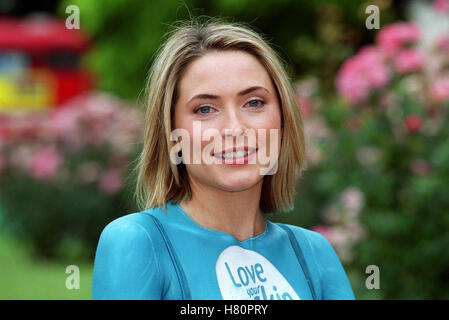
top-left (58, 0), bottom-right (405, 100)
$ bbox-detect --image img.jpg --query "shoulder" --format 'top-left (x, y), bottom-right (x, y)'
top-left (96, 206), bottom-right (169, 253)
top-left (93, 207), bottom-right (171, 274)
top-left (100, 213), bottom-right (149, 241)
top-left (99, 206), bottom-right (167, 240)
top-left (93, 208), bottom-right (168, 299)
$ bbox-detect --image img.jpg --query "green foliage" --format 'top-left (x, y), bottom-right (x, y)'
top-left (288, 81), bottom-right (448, 299)
top-left (0, 93), bottom-right (144, 262)
top-left (0, 162), bottom-right (139, 261)
top-left (59, 0), bottom-right (399, 100)
top-left (60, 0), bottom-right (191, 100)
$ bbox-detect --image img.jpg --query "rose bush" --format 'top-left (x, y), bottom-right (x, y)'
top-left (0, 91), bottom-right (144, 260)
top-left (292, 15), bottom-right (449, 298)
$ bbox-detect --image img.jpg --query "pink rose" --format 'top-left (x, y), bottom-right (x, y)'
top-left (340, 187), bottom-right (364, 215)
top-left (433, 0), bottom-right (449, 13)
top-left (435, 35), bottom-right (449, 52)
top-left (376, 22), bottom-right (421, 57)
top-left (336, 46), bottom-right (389, 104)
top-left (297, 94), bottom-right (312, 117)
top-left (429, 75), bottom-right (449, 102)
top-left (336, 68), bottom-right (371, 104)
top-left (357, 47), bottom-right (390, 88)
top-left (29, 145), bottom-right (63, 180)
top-left (405, 114), bottom-right (422, 132)
top-left (394, 49), bottom-right (425, 73)
top-left (98, 168), bottom-right (123, 194)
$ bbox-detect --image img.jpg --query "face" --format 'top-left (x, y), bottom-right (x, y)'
top-left (173, 50), bottom-right (282, 193)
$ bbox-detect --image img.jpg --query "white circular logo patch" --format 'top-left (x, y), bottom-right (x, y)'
top-left (215, 245), bottom-right (300, 300)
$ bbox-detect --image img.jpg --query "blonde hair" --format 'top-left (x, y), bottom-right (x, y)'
top-left (134, 17), bottom-right (307, 214)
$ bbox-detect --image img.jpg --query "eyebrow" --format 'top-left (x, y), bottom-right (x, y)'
top-left (187, 86), bottom-right (270, 104)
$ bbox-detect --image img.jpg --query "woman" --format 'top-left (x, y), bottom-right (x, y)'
top-left (92, 18), bottom-right (355, 300)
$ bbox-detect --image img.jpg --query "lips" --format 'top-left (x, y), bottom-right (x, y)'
top-left (213, 147), bottom-right (257, 159)
top-left (212, 146), bottom-right (258, 165)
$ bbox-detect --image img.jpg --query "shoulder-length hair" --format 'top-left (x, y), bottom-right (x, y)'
top-left (134, 17), bottom-right (307, 214)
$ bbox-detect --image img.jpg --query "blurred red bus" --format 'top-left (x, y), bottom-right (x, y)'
top-left (0, 16), bottom-right (93, 113)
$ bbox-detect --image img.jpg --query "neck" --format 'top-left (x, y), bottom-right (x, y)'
top-left (179, 178), bottom-right (266, 242)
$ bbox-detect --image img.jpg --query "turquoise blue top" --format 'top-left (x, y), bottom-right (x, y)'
top-left (92, 201), bottom-right (355, 300)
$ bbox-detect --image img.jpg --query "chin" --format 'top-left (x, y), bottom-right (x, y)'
top-left (213, 171), bottom-right (263, 192)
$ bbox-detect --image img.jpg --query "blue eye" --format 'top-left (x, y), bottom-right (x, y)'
top-left (196, 106), bottom-right (213, 114)
top-left (247, 99), bottom-right (265, 108)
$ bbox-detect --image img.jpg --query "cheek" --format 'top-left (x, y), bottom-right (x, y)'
top-left (260, 115), bottom-right (281, 131)
top-left (253, 106), bottom-right (282, 136)
top-left (253, 102), bottom-right (282, 130)
top-left (254, 108), bottom-right (282, 155)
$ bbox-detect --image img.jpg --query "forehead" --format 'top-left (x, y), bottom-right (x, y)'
top-left (177, 50), bottom-right (274, 99)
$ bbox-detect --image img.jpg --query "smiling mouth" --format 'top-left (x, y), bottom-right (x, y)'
top-left (212, 147), bottom-right (258, 165)
top-left (214, 149), bottom-right (257, 159)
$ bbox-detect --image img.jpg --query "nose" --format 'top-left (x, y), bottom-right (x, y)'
top-left (220, 106), bottom-right (247, 138)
